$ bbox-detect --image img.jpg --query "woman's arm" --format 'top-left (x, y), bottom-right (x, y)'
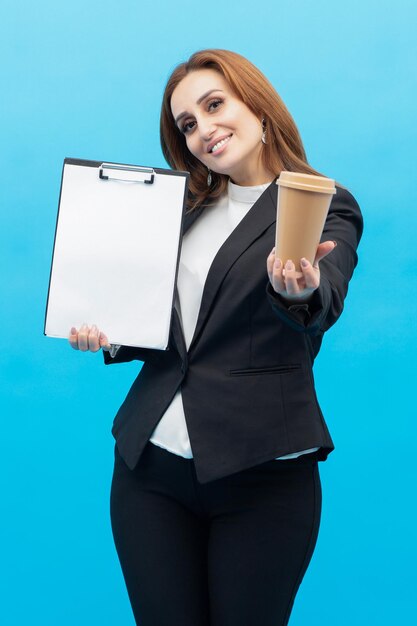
top-left (68, 325), bottom-right (165, 365)
top-left (265, 185), bottom-right (363, 336)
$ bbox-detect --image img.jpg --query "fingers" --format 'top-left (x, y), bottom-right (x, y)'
top-left (68, 327), bottom-right (79, 350)
top-left (267, 248), bottom-right (285, 293)
top-left (267, 248), bottom-right (316, 300)
top-left (300, 240), bottom-right (337, 291)
top-left (99, 332), bottom-right (112, 352)
top-left (268, 241), bottom-right (337, 296)
top-left (281, 260), bottom-right (303, 295)
top-left (68, 324), bottom-right (108, 352)
top-left (87, 325), bottom-right (100, 352)
top-left (313, 240), bottom-right (337, 268)
top-left (267, 249), bottom-right (306, 296)
top-left (77, 324), bottom-right (91, 351)
top-left (299, 258), bottom-right (320, 291)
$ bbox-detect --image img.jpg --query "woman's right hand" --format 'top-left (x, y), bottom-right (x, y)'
top-left (68, 324), bottom-right (111, 352)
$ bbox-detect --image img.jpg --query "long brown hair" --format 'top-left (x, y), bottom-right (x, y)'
top-left (160, 49), bottom-right (324, 212)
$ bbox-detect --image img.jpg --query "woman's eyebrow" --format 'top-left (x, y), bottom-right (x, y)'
top-left (175, 89), bottom-right (224, 126)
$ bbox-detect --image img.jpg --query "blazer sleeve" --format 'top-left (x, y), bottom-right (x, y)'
top-left (265, 185), bottom-right (363, 336)
top-left (102, 344), bottom-right (165, 366)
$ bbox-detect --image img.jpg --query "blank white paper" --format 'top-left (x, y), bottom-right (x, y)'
top-left (45, 161), bottom-right (187, 349)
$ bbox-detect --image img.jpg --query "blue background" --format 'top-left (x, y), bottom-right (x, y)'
top-left (1, 0), bottom-right (416, 624)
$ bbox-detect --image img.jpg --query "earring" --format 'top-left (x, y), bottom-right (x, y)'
top-left (261, 118), bottom-right (267, 145)
top-left (207, 168), bottom-right (212, 186)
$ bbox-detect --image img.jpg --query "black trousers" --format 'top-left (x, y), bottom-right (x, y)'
top-left (110, 440), bottom-right (322, 626)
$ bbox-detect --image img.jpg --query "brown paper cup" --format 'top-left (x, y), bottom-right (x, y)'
top-left (275, 172), bottom-right (336, 277)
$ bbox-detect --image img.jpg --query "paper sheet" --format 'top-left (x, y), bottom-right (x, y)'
top-left (45, 160), bottom-right (188, 349)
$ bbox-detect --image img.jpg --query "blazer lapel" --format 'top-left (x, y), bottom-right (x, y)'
top-left (172, 181), bottom-right (278, 357)
top-left (170, 181), bottom-right (278, 359)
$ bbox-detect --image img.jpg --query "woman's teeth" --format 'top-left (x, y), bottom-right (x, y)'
top-left (211, 136), bottom-right (231, 153)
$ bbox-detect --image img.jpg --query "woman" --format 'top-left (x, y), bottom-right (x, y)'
top-left (69, 49), bottom-right (363, 626)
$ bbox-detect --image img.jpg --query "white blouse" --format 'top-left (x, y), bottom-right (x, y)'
top-left (148, 179), bottom-right (319, 461)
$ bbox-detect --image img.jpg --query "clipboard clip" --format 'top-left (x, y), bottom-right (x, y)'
top-left (99, 163), bottom-right (155, 184)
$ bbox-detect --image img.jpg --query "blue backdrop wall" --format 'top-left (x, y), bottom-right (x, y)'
top-left (1, 1), bottom-right (416, 624)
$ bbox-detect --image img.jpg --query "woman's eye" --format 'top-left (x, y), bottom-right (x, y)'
top-left (208, 99), bottom-right (222, 111)
top-left (181, 120), bottom-right (196, 134)
top-left (180, 100), bottom-right (223, 134)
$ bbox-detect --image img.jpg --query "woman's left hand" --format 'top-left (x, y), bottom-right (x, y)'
top-left (267, 240), bottom-right (337, 303)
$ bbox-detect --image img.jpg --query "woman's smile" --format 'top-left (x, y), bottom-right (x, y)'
top-left (170, 69), bottom-right (274, 185)
top-left (208, 134), bottom-right (233, 155)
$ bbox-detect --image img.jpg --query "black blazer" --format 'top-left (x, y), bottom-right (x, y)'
top-left (104, 181), bottom-right (363, 484)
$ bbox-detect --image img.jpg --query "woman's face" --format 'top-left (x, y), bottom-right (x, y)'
top-left (170, 69), bottom-right (273, 186)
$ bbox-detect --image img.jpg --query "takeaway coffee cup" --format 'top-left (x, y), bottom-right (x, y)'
top-left (275, 172), bottom-right (336, 277)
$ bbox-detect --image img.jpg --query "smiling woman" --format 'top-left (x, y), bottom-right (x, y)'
top-left (160, 48), bottom-right (324, 210)
top-left (69, 48), bottom-right (363, 626)
top-left (170, 69), bottom-right (273, 187)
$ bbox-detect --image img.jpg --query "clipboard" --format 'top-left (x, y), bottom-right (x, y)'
top-left (44, 157), bottom-right (189, 350)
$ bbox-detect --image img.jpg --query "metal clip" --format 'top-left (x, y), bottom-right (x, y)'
top-left (99, 163), bottom-right (155, 184)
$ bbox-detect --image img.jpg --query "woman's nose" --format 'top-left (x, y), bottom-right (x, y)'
top-left (198, 117), bottom-right (216, 141)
